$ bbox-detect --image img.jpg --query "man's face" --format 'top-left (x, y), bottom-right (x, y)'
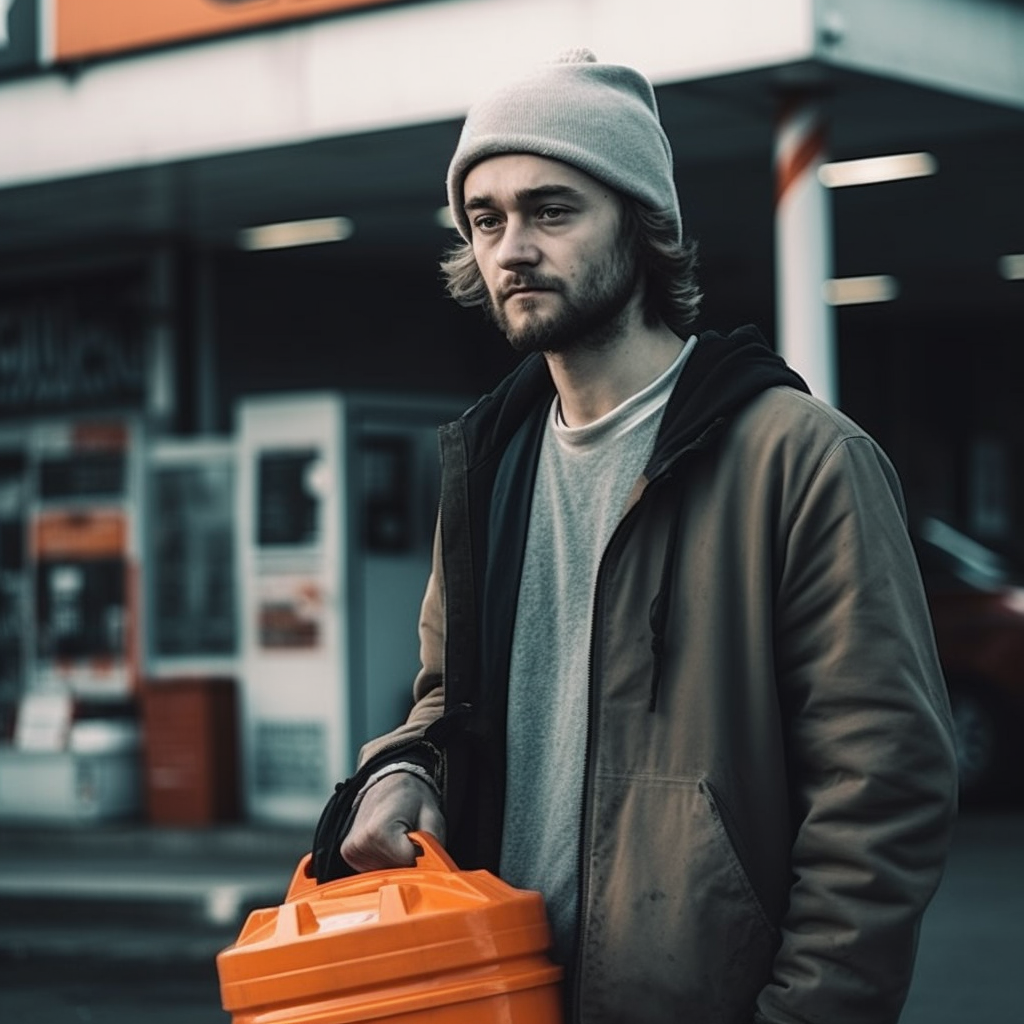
top-left (462, 154), bottom-right (639, 354)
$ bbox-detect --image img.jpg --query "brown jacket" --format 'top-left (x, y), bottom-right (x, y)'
top-left (353, 328), bottom-right (958, 1024)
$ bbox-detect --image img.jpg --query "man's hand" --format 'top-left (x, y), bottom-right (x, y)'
top-left (340, 771), bottom-right (446, 872)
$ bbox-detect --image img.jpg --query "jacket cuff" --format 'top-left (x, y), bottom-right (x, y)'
top-left (352, 761), bottom-right (443, 810)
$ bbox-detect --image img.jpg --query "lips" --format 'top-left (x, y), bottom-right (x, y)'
top-left (499, 279), bottom-right (560, 303)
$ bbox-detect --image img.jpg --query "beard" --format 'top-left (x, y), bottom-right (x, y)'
top-left (485, 244), bottom-right (640, 355)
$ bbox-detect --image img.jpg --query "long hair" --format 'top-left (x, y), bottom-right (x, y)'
top-left (439, 197), bottom-right (702, 335)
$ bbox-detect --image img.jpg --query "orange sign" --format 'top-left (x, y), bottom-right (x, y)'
top-left (55, 0), bottom-right (402, 62)
top-left (71, 421), bottom-right (129, 451)
top-left (32, 510), bottom-right (127, 559)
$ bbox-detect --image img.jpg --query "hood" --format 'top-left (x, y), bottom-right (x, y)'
top-left (647, 324), bottom-right (810, 478)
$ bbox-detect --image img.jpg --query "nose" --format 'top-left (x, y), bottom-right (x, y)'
top-left (495, 218), bottom-right (540, 270)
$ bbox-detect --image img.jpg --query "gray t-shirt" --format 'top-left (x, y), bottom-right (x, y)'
top-left (500, 337), bottom-right (695, 966)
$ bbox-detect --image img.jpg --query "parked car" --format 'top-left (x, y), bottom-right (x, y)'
top-left (917, 517), bottom-right (1024, 803)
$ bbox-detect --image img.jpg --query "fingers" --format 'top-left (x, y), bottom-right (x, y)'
top-left (417, 797), bottom-right (447, 847)
top-left (340, 771), bottom-right (446, 873)
top-left (342, 821), bottom-right (417, 872)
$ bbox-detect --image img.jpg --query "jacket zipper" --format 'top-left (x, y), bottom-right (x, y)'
top-left (568, 426), bottom-right (723, 1022)
top-left (569, 473), bottom-right (663, 1022)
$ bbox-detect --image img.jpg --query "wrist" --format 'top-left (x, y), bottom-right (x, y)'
top-left (352, 761), bottom-right (441, 814)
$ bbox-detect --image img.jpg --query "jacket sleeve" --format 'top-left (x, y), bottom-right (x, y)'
top-left (358, 516), bottom-right (447, 765)
top-left (308, 520), bottom-right (447, 883)
top-left (756, 432), bottom-right (958, 1024)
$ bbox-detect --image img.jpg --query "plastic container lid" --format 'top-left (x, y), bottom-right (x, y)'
top-left (217, 831), bottom-right (563, 1022)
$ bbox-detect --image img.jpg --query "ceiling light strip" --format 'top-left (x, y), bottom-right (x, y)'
top-left (823, 275), bottom-right (900, 306)
top-left (998, 254), bottom-right (1024, 281)
top-left (239, 216), bottom-right (354, 251)
top-left (818, 152), bottom-right (937, 188)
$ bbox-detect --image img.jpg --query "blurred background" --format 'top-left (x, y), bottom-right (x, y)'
top-left (0, 1), bottom-right (1021, 1021)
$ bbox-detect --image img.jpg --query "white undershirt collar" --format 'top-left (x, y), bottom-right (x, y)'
top-left (552, 334), bottom-right (697, 447)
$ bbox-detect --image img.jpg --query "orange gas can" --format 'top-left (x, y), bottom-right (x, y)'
top-left (216, 831), bottom-right (564, 1024)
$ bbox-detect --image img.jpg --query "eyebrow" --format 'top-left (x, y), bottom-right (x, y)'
top-left (463, 184), bottom-right (587, 212)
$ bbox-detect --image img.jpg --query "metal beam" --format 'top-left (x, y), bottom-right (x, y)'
top-left (814, 0), bottom-right (1024, 110)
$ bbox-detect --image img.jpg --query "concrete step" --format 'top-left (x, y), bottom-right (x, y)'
top-left (0, 823), bottom-right (311, 963)
top-left (0, 863), bottom-right (292, 928)
top-left (0, 918), bottom-right (240, 964)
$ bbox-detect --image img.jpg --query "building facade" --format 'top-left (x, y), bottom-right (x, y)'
top-left (0, 0), bottom-right (1021, 821)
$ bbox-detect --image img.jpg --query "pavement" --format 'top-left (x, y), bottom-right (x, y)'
top-left (0, 818), bottom-right (313, 965)
top-left (3, 809), bottom-right (1023, 1024)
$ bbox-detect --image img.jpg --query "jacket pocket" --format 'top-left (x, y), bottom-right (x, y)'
top-left (578, 773), bottom-right (779, 1024)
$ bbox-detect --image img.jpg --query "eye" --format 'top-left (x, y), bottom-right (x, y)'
top-left (471, 213), bottom-right (502, 234)
top-left (537, 206), bottom-right (570, 223)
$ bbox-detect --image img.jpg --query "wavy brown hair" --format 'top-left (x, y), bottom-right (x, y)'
top-left (439, 198), bottom-right (702, 335)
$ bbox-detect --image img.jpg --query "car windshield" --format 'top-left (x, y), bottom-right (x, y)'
top-left (915, 517), bottom-right (1024, 593)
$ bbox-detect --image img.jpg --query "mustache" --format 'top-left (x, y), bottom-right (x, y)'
top-left (497, 275), bottom-right (563, 303)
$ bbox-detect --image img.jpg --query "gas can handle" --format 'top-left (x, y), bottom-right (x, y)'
top-left (408, 830), bottom-right (459, 873)
top-left (286, 854), bottom-right (319, 901)
top-left (284, 832), bottom-right (457, 902)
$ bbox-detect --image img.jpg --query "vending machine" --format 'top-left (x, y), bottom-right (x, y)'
top-left (29, 418), bottom-right (145, 699)
top-left (145, 438), bottom-right (238, 680)
top-left (0, 417), bottom-right (146, 822)
top-left (237, 392), bottom-right (466, 825)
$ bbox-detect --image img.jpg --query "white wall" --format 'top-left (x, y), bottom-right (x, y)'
top-left (1, 0), bottom-right (1020, 192)
top-left (0, 0), bottom-right (813, 189)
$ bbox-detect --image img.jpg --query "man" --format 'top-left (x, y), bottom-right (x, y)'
top-left (311, 50), bottom-right (958, 1024)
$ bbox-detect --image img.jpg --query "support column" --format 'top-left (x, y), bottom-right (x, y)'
top-left (774, 94), bottom-right (837, 406)
top-left (147, 246), bottom-right (177, 430)
top-left (193, 249), bottom-right (220, 435)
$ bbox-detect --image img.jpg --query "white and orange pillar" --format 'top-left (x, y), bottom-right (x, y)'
top-left (774, 94), bottom-right (837, 406)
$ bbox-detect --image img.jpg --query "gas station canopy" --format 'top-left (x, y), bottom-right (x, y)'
top-left (0, 0), bottom-right (1021, 323)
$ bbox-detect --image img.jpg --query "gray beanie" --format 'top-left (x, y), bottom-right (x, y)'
top-left (446, 49), bottom-right (681, 243)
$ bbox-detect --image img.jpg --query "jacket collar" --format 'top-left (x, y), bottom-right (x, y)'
top-left (453, 324), bottom-right (809, 474)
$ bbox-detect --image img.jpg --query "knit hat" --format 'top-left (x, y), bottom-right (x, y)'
top-left (446, 48), bottom-right (681, 243)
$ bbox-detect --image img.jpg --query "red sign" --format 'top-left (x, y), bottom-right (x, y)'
top-left (55, 0), bottom-right (402, 62)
